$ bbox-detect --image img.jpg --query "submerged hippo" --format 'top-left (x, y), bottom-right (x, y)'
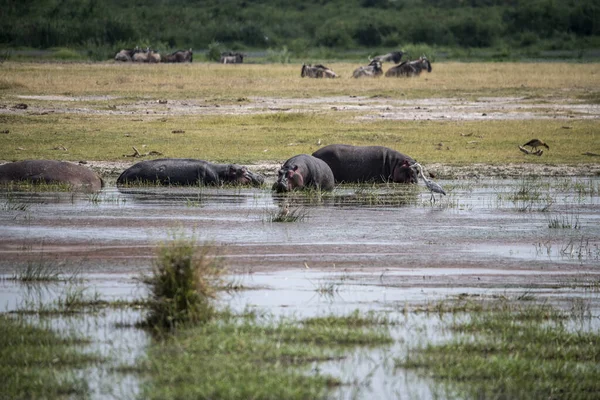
top-left (312, 144), bottom-right (418, 184)
top-left (116, 158), bottom-right (264, 186)
top-left (273, 154), bottom-right (335, 193)
top-left (0, 160), bottom-right (103, 191)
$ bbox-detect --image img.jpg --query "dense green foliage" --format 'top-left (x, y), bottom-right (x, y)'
top-left (0, 0), bottom-right (598, 55)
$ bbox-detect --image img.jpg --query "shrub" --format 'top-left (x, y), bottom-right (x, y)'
top-left (142, 235), bottom-right (225, 330)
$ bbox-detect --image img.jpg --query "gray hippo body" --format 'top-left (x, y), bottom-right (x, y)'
top-left (116, 158), bottom-right (264, 186)
top-left (274, 154), bottom-right (335, 192)
top-left (312, 144), bottom-right (418, 184)
top-left (0, 160), bottom-right (103, 191)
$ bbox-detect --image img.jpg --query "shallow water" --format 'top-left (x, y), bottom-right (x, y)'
top-left (1, 177), bottom-right (599, 399)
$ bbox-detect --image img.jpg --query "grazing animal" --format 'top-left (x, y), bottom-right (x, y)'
top-left (132, 48), bottom-right (149, 62)
top-left (163, 49), bottom-right (193, 63)
top-left (116, 159), bottom-right (264, 187)
top-left (352, 60), bottom-right (383, 78)
top-left (147, 49), bottom-right (161, 63)
top-left (312, 144), bottom-right (418, 184)
top-left (385, 57), bottom-right (432, 77)
top-left (114, 48), bottom-right (138, 62)
top-left (412, 163), bottom-right (446, 203)
top-left (522, 139), bottom-right (549, 152)
top-left (220, 52), bottom-right (244, 64)
top-left (273, 154), bottom-right (335, 193)
top-left (370, 51), bottom-right (404, 64)
top-left (300, 64), bottom-right (338, 78)
top-left (0, 160), bottom-right (103, 192)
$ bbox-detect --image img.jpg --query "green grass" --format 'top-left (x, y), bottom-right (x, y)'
top-left (140, 235), bottom-right (225, 330)
top-left (398, 301), bottom-right (600, 400)
top-left (0, 314), bottom-right (101, 400)
top-left (139, 309), bottom-right (393, 400)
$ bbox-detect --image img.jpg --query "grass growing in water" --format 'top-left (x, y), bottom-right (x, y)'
top-left (141, 236), bottom-right (225, 330)
top-left (0, 314), bottom-right (101, 399)
top-left (140, 309), bottom-right (393, 400)
top-left (399, 301), bottom-right (600, 399)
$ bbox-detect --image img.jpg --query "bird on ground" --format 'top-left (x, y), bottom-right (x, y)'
top-left (412, 163), bottom-right (446, 203)
top-left (522, 139), bottom-right (549, 152)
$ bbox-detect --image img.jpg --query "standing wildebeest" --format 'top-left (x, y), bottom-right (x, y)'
top-left (273, 154), bottom-right (335, 193)
top-left (220, 52), bottom-right (244, 64)
top-left (385, 57), bottom-right (432, 77)
top-left (312, 144), bottom-right (418, 184)
top-left (116, 159), bottom-right (264, 186)
top-left (370, 51), bottom-right (404, 64)
top-left (352, 60), bottom-right (383, 78)
top-left (0, 160), bottom-right (103, 191)
top-left (300, 64), bottom-right (338, 78)
top-left (163, 49), bottom-right (193, 63)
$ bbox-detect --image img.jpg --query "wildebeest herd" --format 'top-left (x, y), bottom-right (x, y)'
top-left (302, 51), bottom-right (431, 79)
top-left (114, 47), bottom-right (193, 63)
top-left (113, 47), bottom-right (430, 78)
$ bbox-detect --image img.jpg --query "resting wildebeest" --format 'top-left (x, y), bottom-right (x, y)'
top-left (370, 51), bottom-right (404, 64)
top-left (352, 60), bottom-right (383, 78)
top-left (385, 57), bottom-right (432, 77)
top-left (116, 159), bottom-right (264, 186)
top-left (163, 49), bottom-right (193, 63)
top-left (114, 48), bottom-right (138, 62)
top-left (273, 154), bottom-right (335, 193)
top-left (220, 52), bottom-right (244, 64)
top-left (301, 64), bottom-right (338, 78)
top-left (312, 144), bottom-right (418, 184)
top-left (0, 160), bottom-right (103, 191)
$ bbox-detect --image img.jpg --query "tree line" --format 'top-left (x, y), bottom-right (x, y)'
top-left (0, 0), bottom-right (597, 56)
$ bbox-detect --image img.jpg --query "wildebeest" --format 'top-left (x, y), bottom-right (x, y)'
top-left (370, 51), bottom-right (404, 64)
top-left (163, 48), bottom-right (193, 63)
top-left (114, 47), bottom-right (139, 62)
top-left (131, 48), bottom-right (161, 63)
top-left (385, 57), bottom-right (432, 77)
top-left (352, 60), bottom-right (383, 78)
top-left (300, 64), bottom-right (338, 78)
top-left (220, 52), bottom-right (244, 64)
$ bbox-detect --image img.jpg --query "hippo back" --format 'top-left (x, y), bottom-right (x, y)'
top-left (0, 160), bottom-right (103, 191)
top-left (312, 144), bottom-right (417, 183)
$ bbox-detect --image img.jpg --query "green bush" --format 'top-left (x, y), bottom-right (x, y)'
top-left (142, 235), bottom-right (225, 331)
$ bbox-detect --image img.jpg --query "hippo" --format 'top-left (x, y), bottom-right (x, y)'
top-left (116, 158), bottom-right (264, 186)
top-left (273, 154), bottom-right (335, 193)
top-left (312, 144), bottom-right (418, 184)
top-left (0, 160), bottom-right (103, 191)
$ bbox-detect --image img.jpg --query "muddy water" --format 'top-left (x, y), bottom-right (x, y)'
top-left (1, 177), bottom-right (599, 399)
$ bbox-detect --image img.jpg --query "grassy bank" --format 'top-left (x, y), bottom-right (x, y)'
top-left (0, 62), bottom-right (598, 165)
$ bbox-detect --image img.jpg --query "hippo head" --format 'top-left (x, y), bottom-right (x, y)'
top-left (226, 165), bottom-right (265, 186)
top-left (393, 159), bottom-right (419, 183)
top-left (275, 165), bottom-right (304, 193)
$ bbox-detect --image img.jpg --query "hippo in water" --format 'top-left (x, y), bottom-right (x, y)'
top-left (312, 144), bottom-right (418, 184)
top-left (0, 160), bottom-right (103, 191)
top-left (273, 154), bottom-right (335, 193)
top-left (116, 158), bottom-right (264, 186)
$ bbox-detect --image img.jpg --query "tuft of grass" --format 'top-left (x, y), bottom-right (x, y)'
top-left (398, 301), bottom-right (600, 400)
top-left (266, 204), bottom-right (309, 222)
top-left (140, 235), bottom-right (225, 330)
top-left (139, 309), bottom-right (392, 400)
top-left (0, 314), bottom-right (101, 399)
